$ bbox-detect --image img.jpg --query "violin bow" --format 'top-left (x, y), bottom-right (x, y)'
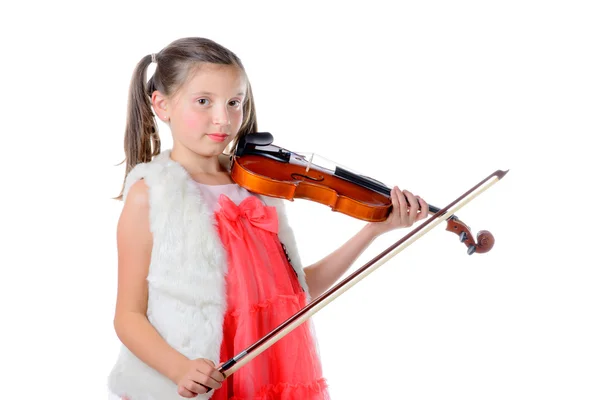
top-left (210, 169), bottom-right (509, 386)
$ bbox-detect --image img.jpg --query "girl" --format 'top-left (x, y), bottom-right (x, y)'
top-left (108, 37), bottom-right (428, 400)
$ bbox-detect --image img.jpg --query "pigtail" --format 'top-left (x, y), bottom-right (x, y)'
top-left (115, 54), bottom-right (161, 200)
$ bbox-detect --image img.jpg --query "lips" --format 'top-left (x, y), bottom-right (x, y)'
top-left (206, 133), bottom-right (229, 142)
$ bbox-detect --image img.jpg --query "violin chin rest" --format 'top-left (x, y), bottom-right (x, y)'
top-left (244, 132), bottom-right (274, 146)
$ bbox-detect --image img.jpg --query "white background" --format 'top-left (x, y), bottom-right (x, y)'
top-left (2, 1), bottom-right (599, 399)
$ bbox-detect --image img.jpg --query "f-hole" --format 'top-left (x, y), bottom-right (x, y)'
top-left (291, 172), bottom-right (324, 182)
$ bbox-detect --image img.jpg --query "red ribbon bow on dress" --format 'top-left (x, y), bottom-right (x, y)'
top-left (217, 194), bottom-right (279, 237)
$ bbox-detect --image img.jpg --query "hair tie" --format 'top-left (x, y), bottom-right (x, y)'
top-left (151, 53), bottom-right (157, 63)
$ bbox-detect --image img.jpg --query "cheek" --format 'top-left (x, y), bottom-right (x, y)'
top-left (231, 110), bottom-right (244, 129)
top-left (177, 107), bottom-right (207, 131)
top-left (183, 111), bottom-right (203, 129)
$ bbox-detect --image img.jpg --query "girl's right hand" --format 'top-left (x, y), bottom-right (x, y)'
top-left (176, 358), bottom-right (225, 397)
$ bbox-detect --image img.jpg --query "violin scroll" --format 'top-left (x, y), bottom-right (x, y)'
top-left (446, 219), bottom-right (495, 255)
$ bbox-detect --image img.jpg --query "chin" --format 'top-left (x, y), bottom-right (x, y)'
top-left (192, 144), bottom-right (227, 157)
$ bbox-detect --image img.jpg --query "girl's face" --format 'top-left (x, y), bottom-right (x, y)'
top-left (158, 63), bottom-right (247, 158)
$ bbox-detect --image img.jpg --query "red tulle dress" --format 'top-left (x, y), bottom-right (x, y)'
top-left (197, 183), bottom-right (329, 400)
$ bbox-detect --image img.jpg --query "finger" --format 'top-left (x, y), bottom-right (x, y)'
top-left (192, 370), bottom-right (223, 389)
top-left (404, 190), bottom-right (419, 224)
top-left (196, 359), bottom-right (226, 382)
top-left (177, 384), bottom-right (198, 398)
top-left (189, 375), bottom-right (222, 393)
top-left (190, 381), bottom-right (211, 394)
top-left (205, 367), bottom-right (226, 383)
top-left (416, 196), bottom-right (428, 221)
top-left (389, 185), bottom-right (399, 219)
top-left (395, 186), bottom-right (407, 222)
top-left (217, 363), bottom-right (228, 380)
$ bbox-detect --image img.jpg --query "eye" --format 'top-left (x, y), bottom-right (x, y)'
top-left (197, 98), bottom-right (210, 106)
top-left (229, 99), bottom-right (241, 107)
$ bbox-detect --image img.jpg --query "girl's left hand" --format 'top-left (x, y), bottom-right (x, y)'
top-left (369, 186), bottom-right (428, 237)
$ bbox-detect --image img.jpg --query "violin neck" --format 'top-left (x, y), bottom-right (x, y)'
top-left (335, 166), bottom-right (389, 195)
top-left (335, 166), bottom-right (441, 215)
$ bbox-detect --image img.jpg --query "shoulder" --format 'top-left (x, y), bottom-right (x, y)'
top-left (118, 180), bottom-right (152, 246)
top-left (123, 162), bottom-right (160, 201)
top-left (122, 150), bottom-right (176, 201)
top-left (125, 179), bottom-right (150, 208)
top-left (119, 180), bottom-right (150, 227)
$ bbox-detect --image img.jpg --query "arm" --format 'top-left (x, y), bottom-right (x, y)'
top-left (303, 223), bottom-right (379, 299)
top-left (113, 180), bottom-right (187, 383)
top-left (113, 180), bottom-right (227, 396)
top-left (303, 187), bottom-right (428, 298)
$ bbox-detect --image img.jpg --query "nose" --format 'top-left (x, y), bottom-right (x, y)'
top-left (212, 106), bottom-right (230, 126)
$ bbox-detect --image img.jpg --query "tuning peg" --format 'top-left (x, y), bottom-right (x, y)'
top-left (467, 245), bottom-right (477, 255)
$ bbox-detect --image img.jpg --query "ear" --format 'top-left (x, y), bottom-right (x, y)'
top-left (151, 90), bottom-right (170, 122)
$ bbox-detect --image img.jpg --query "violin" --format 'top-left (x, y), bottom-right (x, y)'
top-left (230, 132), bottom-right (494, 255)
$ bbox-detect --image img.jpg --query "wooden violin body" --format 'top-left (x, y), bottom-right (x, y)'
top-left (231, 153), bottom-right (392, 222)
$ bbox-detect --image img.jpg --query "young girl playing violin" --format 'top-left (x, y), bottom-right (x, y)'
top-left (107, 37), bottom-right (428, 400)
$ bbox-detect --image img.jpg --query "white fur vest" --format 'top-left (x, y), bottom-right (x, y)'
top-left (107, 150), bottom-right (309, 399)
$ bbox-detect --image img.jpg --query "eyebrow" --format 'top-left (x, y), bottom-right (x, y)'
top-left (191, 91), bottom-right (246, 96)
